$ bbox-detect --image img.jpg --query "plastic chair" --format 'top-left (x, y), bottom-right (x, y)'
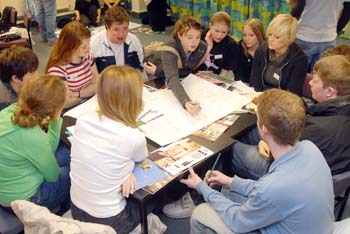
top-left (0, 206), bottom-right (23, 234)
top-left (333, 170), bottom-right (350, 221)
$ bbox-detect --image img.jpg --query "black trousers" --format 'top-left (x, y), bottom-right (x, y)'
top-left (337, 2), bottom-right (350, 34)
top-left (147, 0), bottom-right (167, 31)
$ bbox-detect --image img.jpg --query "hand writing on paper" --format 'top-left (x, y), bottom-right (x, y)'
top-left (144, 61), bottom-right (157, 75)
top-left (204, 170), bottom-right (233, 188)
top-left (185, 100), bottom-right (201, 114)
top-left (258, 140), bottom-right (271, 160)
top-left (121, 173), bottom-right (137, 198)
top-left (180, 167), bottom-right (203, 190)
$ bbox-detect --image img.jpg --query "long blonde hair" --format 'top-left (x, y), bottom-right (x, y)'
top-left (45, 21), bottom-right (91, 72)
top-left (242, 18), bottom-right (265, 57)
top-left (12, 75), bottom-right (67, 128)
top-left (97, 65), bottom-right (143, 128)
top-left (266, 14), bottom-right (298, 46)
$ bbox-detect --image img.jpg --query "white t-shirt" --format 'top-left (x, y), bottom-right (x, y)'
top-left (70, 110), bottom-right (147, 218)
top-left (297, 0), bottom-right (344, 42)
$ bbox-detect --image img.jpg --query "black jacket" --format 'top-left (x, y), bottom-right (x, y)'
top-left (302, 96), bottom-right (350, 175)
top-left (250, 41), bottom-right (308, 96)
top-left (235, 40), bottom-right (254, 83)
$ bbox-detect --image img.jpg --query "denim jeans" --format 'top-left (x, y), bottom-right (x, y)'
top-left (231, 141), bottom-right (271, 180)
top-left (295, 38), bottom-right (336, 71)
top-left (35, 0), bottom-right (57, 43)
top-left (28, 142), bottom-right (71, 212)
top-left (71, 198), bottom-right (141, 234)
top-left (29, 165), bottom-right (70, 212)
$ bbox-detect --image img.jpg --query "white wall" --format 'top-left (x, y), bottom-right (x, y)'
top-left (0, 0), bottom-right (75, 19)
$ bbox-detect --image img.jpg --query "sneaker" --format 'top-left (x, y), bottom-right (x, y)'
top-left (47, 41), bottom-right (56, 46)
top-left (145, 29), bottom-right (162, 35)
top-left (162, 192), bottom-right (195, 219)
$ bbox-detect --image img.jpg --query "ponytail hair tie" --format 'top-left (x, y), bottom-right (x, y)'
top-left (24, 107), bottom-right (32, 115)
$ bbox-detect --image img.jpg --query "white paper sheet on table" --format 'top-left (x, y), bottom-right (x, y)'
top-left (63, 74), bottom-right (252, 146)
top-left (63, 95), bottom-right (98, 119)
top-left (139, 74), bottom-right (252, 146)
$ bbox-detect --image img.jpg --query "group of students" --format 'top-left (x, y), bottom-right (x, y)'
top-left (0, 4), bottom-right (349, 234)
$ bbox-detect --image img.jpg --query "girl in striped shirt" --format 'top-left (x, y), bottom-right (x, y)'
top-left (46, 21), bottom-right (99, 108)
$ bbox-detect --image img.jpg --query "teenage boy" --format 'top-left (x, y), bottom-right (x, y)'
top-left (231, 55), bottom-right (350, 180)
top-left (90, 6), bottom-right (143, 73)
top-left (181, 89), bottom-right (334, 234)
top-left (0, 46), bottom-right (39, 110)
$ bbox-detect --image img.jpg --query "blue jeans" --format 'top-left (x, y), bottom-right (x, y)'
top-left (35, 0), bottom-right (57, 43)
top-left (28, 143), bottom-right (71, 212)
top-left (71, 198), bottom-right (141, 234)
top-left (231, 141), bottom-right (271, 180)
top-left (295, 38), bottom-right (336, 71)
top-left (29, 165), bottom-right (70, 212)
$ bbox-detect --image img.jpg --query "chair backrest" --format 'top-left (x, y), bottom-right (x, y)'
top-left (333, 170), bottom-right (350, 221)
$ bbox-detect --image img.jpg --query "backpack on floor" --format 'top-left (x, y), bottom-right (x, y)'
top-left (144, 41), bottom-right (183, 69)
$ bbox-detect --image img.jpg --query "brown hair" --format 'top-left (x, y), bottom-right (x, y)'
top-left (45, 21), bottom-right (91, 72)
top-left (210, 11), bottom-right (231, 28)
top-left (257, 89), bottom-right (306, 146)
top-left (267, 14), bottom-right (298, 45)
top-left (12, 75), bottom-right (67, 128)
top-left (0, 46), bottom-right (39, 83)
top-left (104, 5), bottom-right (129, 28)
top-left (97, 65), bottom-right (143, 128)
top-left (320, 45), bottom-right (350, 62)
top-left (242, 18), bottom-right (265, 57)
top-left (313, 55), bottom-right (350, 96)
top-left (172, 15), bottom-right (202, 39)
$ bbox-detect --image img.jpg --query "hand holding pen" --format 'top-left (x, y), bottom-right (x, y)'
top-left (204, 153), bottom-right (233, 187)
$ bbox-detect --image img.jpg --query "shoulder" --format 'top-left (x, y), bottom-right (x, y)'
top-left (197, 40), bottom-right (207, 54)
top-left (288, 43), bottom-right (307, 60)
top-left (90, 30), bottom-right (107, 48)
top-left (48, 65), bottom-right (67, 76)
top-left (126, 33), bottom-right (142, 47)
top-left (224, 35), bottom-right (237, 46)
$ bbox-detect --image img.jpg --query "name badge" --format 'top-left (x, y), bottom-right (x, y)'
top-left (273, 73), bottom-right (280, 81)
top-left (214, 54), bottom-right (223, 59)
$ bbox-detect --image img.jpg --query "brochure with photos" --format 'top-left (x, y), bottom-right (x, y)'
top-left (147, 138), bottom-right (213, 176)
top-left (193, 114), bottom-right (240, 141)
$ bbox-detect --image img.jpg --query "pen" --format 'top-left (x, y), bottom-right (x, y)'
top-left (147, 113), bottom-right (164, 123)
top-left (208, 153), bottom-right (221, 178)
top-left (139, 109), bottom-right (152, 121)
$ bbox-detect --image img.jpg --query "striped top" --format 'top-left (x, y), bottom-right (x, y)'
top-left (48, 52), bottom-right (95, 92)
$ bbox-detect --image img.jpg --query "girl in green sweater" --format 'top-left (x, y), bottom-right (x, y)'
top-left (0, 75), bottom-right (70, 212)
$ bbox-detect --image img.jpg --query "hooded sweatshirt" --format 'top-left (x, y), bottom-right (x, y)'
top-left (0, 103), bottom-right (61, 205)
